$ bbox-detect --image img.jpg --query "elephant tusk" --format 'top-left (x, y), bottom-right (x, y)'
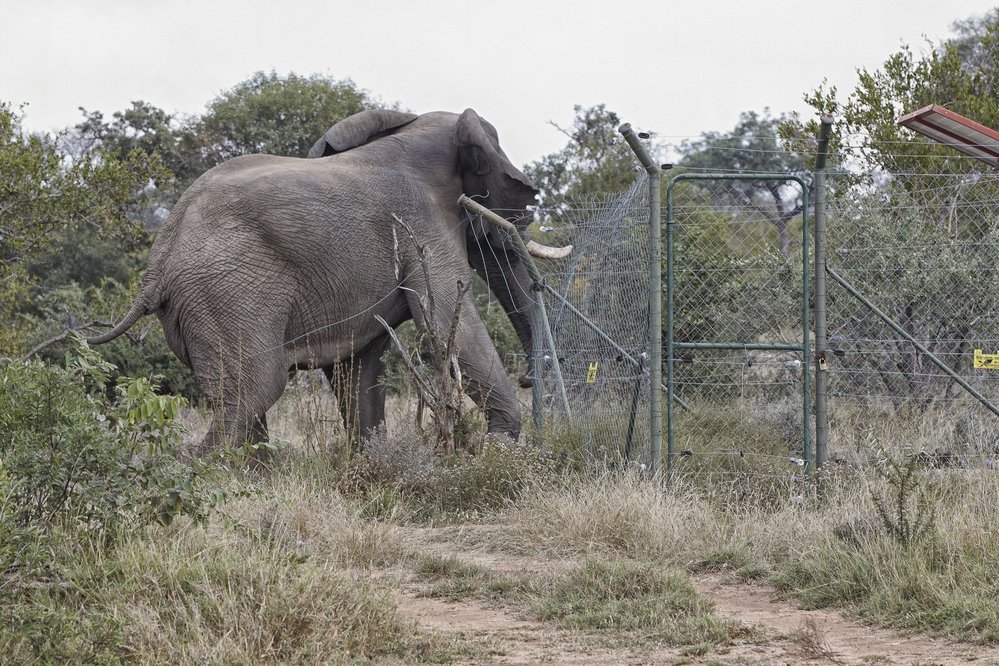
top-left (526, 240), bottom-right (573, 260)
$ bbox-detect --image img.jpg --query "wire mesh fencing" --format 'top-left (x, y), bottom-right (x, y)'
top-left (664, 174), bottom-right (812, 484)
top-left (656, 148), bottom-right (999, 479)
top-left (823, 162), bottom-right (999, 467)
top-left (509, 136), bottom-right (998, 480)
top-left (529, 176), bottom-right (654, 466)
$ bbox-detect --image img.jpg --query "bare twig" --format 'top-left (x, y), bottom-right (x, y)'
top-left (374, 314), bottom-right (436, 407)
top-left (388, 213), bottom-right (471, 454)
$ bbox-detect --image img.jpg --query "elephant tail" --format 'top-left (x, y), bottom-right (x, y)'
top-left (86, 285), bottom-right (158, 345)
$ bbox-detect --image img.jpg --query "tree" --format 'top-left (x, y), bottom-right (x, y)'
top-left (70, 72), bottom-right (379, 224)
top-left (526, 104), bottom-right (645, 204)
top-left (74, 101), bottom-right (203, 226)
top-left (0, 103), bottom-right (163, 352)
top-left (195, 71), bottom-right (374, 163)
top-left (678, 109), bottom-right (811, 255)
top-left (783, 10), bottom-right (999, 234)
top-left (781, 9), bottom-right (999, 406)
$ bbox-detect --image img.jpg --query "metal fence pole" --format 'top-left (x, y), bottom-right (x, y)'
top-left (813, 116), bottom-right (833, 471)
top-left (619, 123), bottom-right (663, 476)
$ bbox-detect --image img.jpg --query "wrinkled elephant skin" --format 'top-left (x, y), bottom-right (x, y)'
top-left (89, 108), bottom-right (567, 452)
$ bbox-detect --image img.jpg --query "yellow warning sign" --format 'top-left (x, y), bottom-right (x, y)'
top-left (975, 349), bottom-right (999, 369)
top-left (586, 362), bottom-right (599, 384)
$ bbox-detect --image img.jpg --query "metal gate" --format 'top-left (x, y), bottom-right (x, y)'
top-left (665, 173), bottom-right (812, 479)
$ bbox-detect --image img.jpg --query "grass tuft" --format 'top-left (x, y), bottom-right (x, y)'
top-left (530, 559), bottom-right (745, 646)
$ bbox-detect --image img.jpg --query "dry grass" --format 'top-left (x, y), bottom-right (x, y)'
top-left (789, 618), bottom-right (843, 664)
top-left (11, 383), bottom-right (999, 662)
top-left (501, 470), bottom-right (721, 559)
top-left (92, 526), bottom-right (433, 664)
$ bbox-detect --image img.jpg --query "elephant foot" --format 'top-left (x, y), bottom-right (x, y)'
top-left (483, 430), bottom-right (517, 448)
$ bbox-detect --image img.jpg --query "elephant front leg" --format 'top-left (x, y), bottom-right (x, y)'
top-left (457, 337), bottom-right (522, 442)
top-left (324, 334), bottom-right (391, 455)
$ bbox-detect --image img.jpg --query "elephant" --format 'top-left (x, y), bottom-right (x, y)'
top-left (88, 108), bottom-right (569, 452)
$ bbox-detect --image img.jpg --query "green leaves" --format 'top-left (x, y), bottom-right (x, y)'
top-left (196, 71), bottom-right (372, 162)
top-left (526, 104), bottom-right (642, 204)
top-left (0, 103), bottom-right (164, 353)
top-left (795, 12), bottom-right (999, 185)
top-left (0, 340), bottom-right (219, 535)
top-left (117, 374), bottom-right (187, 456)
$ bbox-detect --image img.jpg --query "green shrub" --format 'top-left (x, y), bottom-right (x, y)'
top-left (869, 440), bottom-right (937, 548)
top-left (0, 340), bottom-right (221, 536)
top-left (0, 341), bottom-right (232, 663)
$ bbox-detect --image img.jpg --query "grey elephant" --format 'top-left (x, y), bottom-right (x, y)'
top-left (88, 108), bottom-right (568, 451)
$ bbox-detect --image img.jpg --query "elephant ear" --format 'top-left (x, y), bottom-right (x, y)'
top-left (307, 109), bottom-right (418, 157)
top-left (455, 108), bottom-right (539, 206)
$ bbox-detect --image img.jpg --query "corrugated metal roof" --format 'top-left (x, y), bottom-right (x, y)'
top-left (898, 104), bottom-right (999, 168)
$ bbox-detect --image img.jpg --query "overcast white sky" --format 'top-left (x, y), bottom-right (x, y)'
top-left (3, 0), bottom-right (998, 164)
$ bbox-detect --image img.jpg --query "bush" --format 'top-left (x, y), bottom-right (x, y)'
top-left (0, 340), bottom-right (232, 662)
top-left (434, 442), bottom-right (561, 513)
top-left (333, 426), bottom-right (562, 520)
top-left (0, 339), bottom-right (220, 536)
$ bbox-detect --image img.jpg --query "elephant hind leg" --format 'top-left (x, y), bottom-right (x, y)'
top-left (324, 334), bottom-right (391, 455)
top-left (194, 351), bottom-right (291, 456)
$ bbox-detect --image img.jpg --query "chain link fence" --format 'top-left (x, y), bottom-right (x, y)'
top-left (664, 174), bottom-right (811, 482)
top-left (824, 162), bottom-right (999, 466)
top-left (530, 143), bottom-right (999, 479)
top-left (530, 176), bottom-right (655, 465)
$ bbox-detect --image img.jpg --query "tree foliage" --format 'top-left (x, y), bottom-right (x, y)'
top-left (0, 103), bottom-right (164, 352)
top-left (783, 9), bottom-right (999, 210)
top-left (196, 71), bottom-right (373, 163)
top-left (73, 71), bottom-right (377, 222)
top-left (526, 104), bottom-right (644, 204)
top-left (678, 109), bottom-right (812, 255)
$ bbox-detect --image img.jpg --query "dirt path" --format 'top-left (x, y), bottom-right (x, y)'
top-left (390, 526), bottom-right (999, 665)
top-left (694, 575), bottom-right (999, 665)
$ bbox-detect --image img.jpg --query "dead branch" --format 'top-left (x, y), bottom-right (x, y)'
top-left (388, 213), bottom-right (471, 454)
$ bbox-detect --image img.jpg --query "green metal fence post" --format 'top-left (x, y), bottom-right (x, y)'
top-left (665, 179), bottom-right (676, 478)
top-left (619, 123), bottom-right (664, 477)
top-left (813, 116), bottom-right (833, 472)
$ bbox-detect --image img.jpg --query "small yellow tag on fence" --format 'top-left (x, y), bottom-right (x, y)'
top-left (974, 349), bottom-right (999, 370)
top-left (586, 362), bottom-right (599, 384)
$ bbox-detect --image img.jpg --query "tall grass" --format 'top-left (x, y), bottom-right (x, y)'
top-left (496, 458), bottom-right (999, 642)
top-left (8, 376), bottom-right (998, 661)
top-left (82, 526), bottom-right (431, 664)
